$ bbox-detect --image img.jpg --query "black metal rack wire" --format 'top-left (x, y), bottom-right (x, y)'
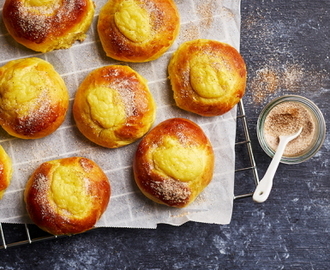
top-left (234, 99), bottom-right (260, 199)
top-left (0, 100), bottom-right (259, 249)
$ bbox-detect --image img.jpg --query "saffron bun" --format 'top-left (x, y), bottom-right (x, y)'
top-left (73, 65), bottom-right (156, 148)
top-left (168, 39), bottom-right (247, 117)
top-left (2, 0), bottom-right (95, 53)
top-left (133, 118), bottom-right (215, 208)
top-left (0, 58), bottom-right (69, 139)
top-left (0, 146), bottom-right (13, 200)
top-left (24, 157), bottom-right (111, 235)
top-left (97, 0), bottom-right (180, 62)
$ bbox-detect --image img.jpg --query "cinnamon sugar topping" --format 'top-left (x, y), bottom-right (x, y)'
top-left (104, 68), bottom-right (137, 118)
top-left (141, 0), bottom-right (165, 31)
top-left (31, 172), bottom-right (54, 218)
top-left (149, 178), bottom-right (191, 205)
top-left (79, 158), bottom-right (93, 172)
top-left (12, 0), bottom-right (83, 42)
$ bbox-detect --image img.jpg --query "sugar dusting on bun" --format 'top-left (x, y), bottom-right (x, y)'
top-left (73, 65), bottom-right (156, 148)
top-left (24, 157), bottom-right (111, 235)
top-left (97, 0), bottom-right (180, 62)
top-left (0, 57), bottom-right (69, 139)
top-left (168, 39), bottom-right (247, 116)
top-left (133, 118), bottom-right (214, 208)
top-left (2, 0), bottom-right (95, 52)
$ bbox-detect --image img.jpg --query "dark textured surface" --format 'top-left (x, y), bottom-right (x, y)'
top-left (1, 0), bottom-right (330, 269)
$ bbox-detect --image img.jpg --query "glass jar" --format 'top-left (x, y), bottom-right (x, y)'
top-left (257, 95), bottom-right (326, 164)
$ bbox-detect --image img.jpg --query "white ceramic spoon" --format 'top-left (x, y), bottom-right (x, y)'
top-left (253, 127), bottom-right (303, 203)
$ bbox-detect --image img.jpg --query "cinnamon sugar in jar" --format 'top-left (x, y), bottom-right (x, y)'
top-left (257, 95), bottom-right (326, 164)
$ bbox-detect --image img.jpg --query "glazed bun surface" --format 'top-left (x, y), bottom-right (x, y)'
top-left (168, 39), bottom-right (247, 116)
top-left (97, 0), bottom-right (180, 62)
top-left (0, 146), bottom-right (13, 200)
top-left (133, 118), bottom-right (214, 208)
top-left (24, 157), bottom-right (111, 235)
top-left (73, 65), bottom-right (156, 148)
top-left (0, 58), bottom-right (69, 139)
top-left (2, 0), bottom-right (95, 52)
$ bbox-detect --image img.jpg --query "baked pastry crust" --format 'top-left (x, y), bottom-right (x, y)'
top-left (0, 146), bottom-right (13, 200)
top-left (168, 39), bottom-right (247, 116)
top-left (97, 0), bottom-right (180, 62)
top-left (0, 57), bottom-right (69, 139)
top-left (133, 118), bottom-right (214, 208)
top-left (73, 65), bottom-right (156, 148)
top-left (2, 0), bottom-right (95, 52)
top-left (24, 157), bottom-right (111, 235)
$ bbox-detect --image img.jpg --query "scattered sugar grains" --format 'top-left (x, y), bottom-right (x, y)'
top-left (16, 0), bottom-right (76, 39)
top-left (31, 172), bottom-right (54, 218)
top-left (181, 24), bottom-right (199, 42)
top-left (196, 0), bottom-right (215, 29)
top-left (243, 8), bottom-right (328, 105)
top-left (249, 63), bottom-right (328, 104)
top-left (171, 211), bottom-right (190, 218)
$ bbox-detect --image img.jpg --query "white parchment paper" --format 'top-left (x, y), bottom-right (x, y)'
top-left (0, 0), bottom-right (241, 228)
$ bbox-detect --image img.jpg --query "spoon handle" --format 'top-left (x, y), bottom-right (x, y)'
top-left (252, 136), bottom-right (290, 203)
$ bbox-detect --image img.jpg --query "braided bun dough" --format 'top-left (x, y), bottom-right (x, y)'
top-left (97, 0), bottom-right (180, 62)
top-left (0, 146), bottom-right (13, 200)
top-left (24, 157), bottom-right (111, 235)
top-left (73, 65), bottom-right (156, 148)
top-left (168, 39), bottom-right (247, 116)
top-left (2, 0), bottom-right (95, 52)
top-left (133, 118), bottom-right (214, 208)
top-left (0, 58), bottom-right (69, 139)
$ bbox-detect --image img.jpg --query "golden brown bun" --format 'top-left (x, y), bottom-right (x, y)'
top-left (97, 0), bottom-right (180, 62)
top-left (0, 58), bottom-right (69, 139)
top-left (168, 39), bottom-right (247, 117)
top-left (133, 118), bottom-right (214, 208)
top-left (0, 146), bottom-right (13, 200)
top-left (24, 157), bottom-right (111, 235)
top-left (2, 0), bottom-right (95, 53)
top-left (73, 65), bottom-right (156, 148)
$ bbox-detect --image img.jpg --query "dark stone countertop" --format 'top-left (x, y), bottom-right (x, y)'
top-left (1, 0), bottom-right (330, 269)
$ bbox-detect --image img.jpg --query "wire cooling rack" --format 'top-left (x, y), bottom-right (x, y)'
top-left (234, 99), bottom-right (260, 199)
top-left (0, 99), bottom-right (259, 249)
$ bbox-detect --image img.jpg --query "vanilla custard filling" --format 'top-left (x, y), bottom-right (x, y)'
top-left (87, 86), bottom-right (126, 129)
top-left (51, 165), bottom-right (92, 217)
top-left (0, 61), bottom-right (47, 116)
top-left (114, 0), bottom-right (151, 43)
top-left (152, 137), bottom-right (205, 182)
top-left (190, 56), bottom-right (229, 99)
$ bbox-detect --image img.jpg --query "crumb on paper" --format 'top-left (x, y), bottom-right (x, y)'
top-left (171, 212), bottom-right (190, 218)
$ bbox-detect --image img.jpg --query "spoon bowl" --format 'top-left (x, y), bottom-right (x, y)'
top-left (253, 127), bottom-right (303, 203)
